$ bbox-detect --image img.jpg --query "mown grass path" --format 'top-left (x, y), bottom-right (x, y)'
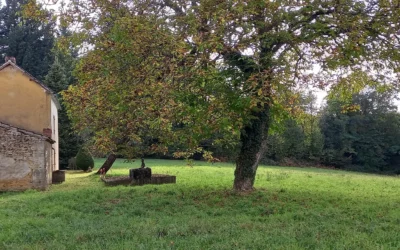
top-left (1, 159), bottom-right (399, 249)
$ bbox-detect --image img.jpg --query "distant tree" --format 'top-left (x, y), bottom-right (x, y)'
top-left (281, 119), bottom-right (306, 159)
top-left (0, 0), bottom-right (54, 80)
top-left (264, 91), bottom-right (323, 164)
top-left (350, 91), bottom-right (400, 172)
top-left (44, 44), bottom-right (81, 169)
top-left (298, 92), bottom-right (324, 160)
top-left (321, 83), bottom-right (400, 173)
top-left (44, 56), bottom-right (68, 93)
top-left (320, 100), bottom-right (354, 167)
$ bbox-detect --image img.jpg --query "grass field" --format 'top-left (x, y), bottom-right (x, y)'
top-left (0, 159), bottom-right (399, 249)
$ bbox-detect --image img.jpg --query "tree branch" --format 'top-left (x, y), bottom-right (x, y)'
top-left (221, 49), bottom-right (259, 75)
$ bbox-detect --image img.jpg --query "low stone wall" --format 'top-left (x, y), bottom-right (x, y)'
top-left (0, 123), bottom-right (52, 191)
top-left (102, 174), bottom-right (176, 186)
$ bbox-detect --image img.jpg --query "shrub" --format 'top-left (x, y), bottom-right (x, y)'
top-left (76, 147), bottom-right (94, 171)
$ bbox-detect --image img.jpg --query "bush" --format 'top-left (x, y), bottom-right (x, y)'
top-left (76, 147), bottom-right (94, 171)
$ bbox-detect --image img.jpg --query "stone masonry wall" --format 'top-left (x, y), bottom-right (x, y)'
top-left (0, 123), bottom-right (51, 191)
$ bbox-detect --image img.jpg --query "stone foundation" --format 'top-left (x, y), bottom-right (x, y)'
top-left (102, 174), bottom-right (176, 186)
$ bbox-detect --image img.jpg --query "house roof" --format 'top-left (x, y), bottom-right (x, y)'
top-left (0, 60), bottom-right (61, 110)
top-left (0, 121), bottom-right (55, 144)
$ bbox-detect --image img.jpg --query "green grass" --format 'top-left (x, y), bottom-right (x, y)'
top-left (0, 159), bottom-right (399, 249)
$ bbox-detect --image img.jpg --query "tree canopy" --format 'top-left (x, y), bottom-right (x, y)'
top-left (0, 0), bottom-right (55, 80)
top-left (32, 0), bottom-right (400, 190)
top-left (320, 87), bottom-right (400, 173)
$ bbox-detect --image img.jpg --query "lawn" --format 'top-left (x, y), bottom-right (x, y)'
top-left (0, 159), bottom-right (399, 249)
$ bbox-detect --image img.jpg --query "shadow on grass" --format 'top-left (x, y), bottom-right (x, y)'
top-left (18, 180), bottom-right (396, 218)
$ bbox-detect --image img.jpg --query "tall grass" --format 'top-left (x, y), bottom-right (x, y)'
top-left (0, 159), bottom-right (399, 249)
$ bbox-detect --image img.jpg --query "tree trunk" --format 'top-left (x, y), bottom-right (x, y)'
top-left (97, 153), bottom-right (117, 174)
top-left (234, 104), bottom-right (271, 191)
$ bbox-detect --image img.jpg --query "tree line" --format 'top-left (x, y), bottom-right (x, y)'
top-left (261, 89), bottom-right (400, 174)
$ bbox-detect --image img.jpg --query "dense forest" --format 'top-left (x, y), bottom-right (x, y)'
top-left (3, 0), bottom-right (399, 177)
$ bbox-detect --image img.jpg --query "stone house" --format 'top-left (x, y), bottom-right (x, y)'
top-left (0, 58), bottom-right (60, 191)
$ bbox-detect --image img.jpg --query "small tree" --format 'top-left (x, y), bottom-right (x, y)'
top-left (76, 147), bottom-right (94, 172)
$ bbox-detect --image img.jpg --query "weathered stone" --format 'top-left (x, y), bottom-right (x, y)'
top-left (129, 167), bottom-right (152, 185)
top-left (52, 170), bottom-right (65, 183)
top-left (0, 122), bottom-right (53, 191)
top-left (102, 174), bottom-right (176, 186)
top-left (0, 159), bottom-right (30, 181)
top-left (129, 167), bottom-right (152, 180)
top-left (150, 174), bottom-right (176, 185)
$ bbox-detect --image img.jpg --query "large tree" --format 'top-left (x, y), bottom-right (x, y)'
top-left (0, 0), bottom-right (55, 80)
top-left (57, 0), bottom-right (400, 191)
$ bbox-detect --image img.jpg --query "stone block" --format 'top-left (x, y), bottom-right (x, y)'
top-left (52, 170), bottom-right (65, 183)
top-left (129, 168), bottom-right (152, 185)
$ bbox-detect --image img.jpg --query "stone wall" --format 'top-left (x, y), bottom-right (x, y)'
top-left (0, 123), bottom-right (52, 191)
